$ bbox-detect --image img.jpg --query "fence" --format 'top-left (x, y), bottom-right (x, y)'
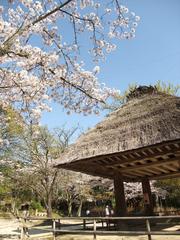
top-left (20, 215), bottom-right (180, 240)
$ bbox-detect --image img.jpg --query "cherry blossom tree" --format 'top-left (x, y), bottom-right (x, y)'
top-left (59, 171), bottom-right (93, 216)
top-left (9, 125), bottom-right (79, 217)
top-left (0, 0), bottom-right (140, 122)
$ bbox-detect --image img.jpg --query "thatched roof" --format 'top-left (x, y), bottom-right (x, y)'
top-left (55, 87), bottom-right (180, 181)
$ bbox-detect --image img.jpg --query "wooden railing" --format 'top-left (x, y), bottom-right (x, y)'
top-left (20, 215), bottom-right (180, 240)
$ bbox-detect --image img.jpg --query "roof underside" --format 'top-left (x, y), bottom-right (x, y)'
top-left (56, 139), bottom-right (180, 182)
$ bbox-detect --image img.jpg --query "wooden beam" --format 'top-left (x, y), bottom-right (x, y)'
top-left (64, 164), bottom-right (112, 179)
top-left (178, 160), bottom-right (180, 169)
top-left (89, 140), bottom-right (180, 166)
top-left (141, 150), bottom-right (149, 156)
top-left (106, 151), bottom-right (180, 169)
top-left (153, 166), bottom-right (169, 174)
top-left (165, 145), bottom-right (172, 151)
top-left (126, 171), bottom-right (145, 177)
top-left (134, 152), bottom-right (142, 157)
top-left (117, 156), bottom-right (180, 173)
top-left (57, 140), bottom-right (180, 182)
top-left (111, 166), bottom-right (147, 177)
top-left (163, 164), bottom-right (178, 172)
top-left (148, 148), bottom-right (155, 154)
top-left (174, 143), bottom-right (180, 148)
top-left (128, 153), bottom-right (136, 159)
top-left (130, 169), bottom-right (153, 176)
top-left (56, 139), bottom-right (180, 169)
top-left (112, 165), bottom-right (161, 178)
top-left (140, 168), bottom-right (161, 175)
top-left (121, 172), bottom-right (137, 180)
top-left (149, 171), bottom-right (180, 180)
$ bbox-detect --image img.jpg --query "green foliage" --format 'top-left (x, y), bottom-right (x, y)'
top-left (8, 125), bottom-right (78, 217)
top-left (104, 81), bottom-right (179, 111)
top-left (156, 80), bottom-right (180, 96)
top-left (155, 179), bottom-right (180, 207)
top-left (0, 184), bottom-right (9, 196)
top-left (0, 178), bottom-right (11, 201)
top-left (91, 184), bottom-right (113, 202)
top-left (5, 107), bottom-right (24, 136)
top-left (0, 105), bottom-right (24, 160)
top-left (0, 164), bottom-right (13, 176)
top-left (15, 189), bottom-right (33, 202)
top-left (156, 179), bottom-right (180, 193)
top-left (30, 200), bottom-right (43, 211)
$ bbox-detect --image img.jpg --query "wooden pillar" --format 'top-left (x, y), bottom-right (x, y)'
top-left (114, 173), bottom-right (127, 216)
top-left (142, 178), bottom-right (154, 216)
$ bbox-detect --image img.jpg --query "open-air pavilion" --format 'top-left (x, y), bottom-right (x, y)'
top-left (55, 87), bottom-right (180, 217)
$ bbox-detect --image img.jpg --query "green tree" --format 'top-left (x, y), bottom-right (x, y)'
top-left (104, 81), bottom-right (179, 111)
top-left (0, 105), bottom-right (24, 160)
top-left (155, 80), bottom-right (180, 96)
top-left (11, 126), bottom-right (77, 217)
top-left (155, 179), bottom-right (180, 208)
top-left (59, 171), bottom-right (92, 216)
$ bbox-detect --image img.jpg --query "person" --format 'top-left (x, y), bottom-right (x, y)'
top-left (86, 209), bottom-right (90, 216)
top-left (105, 205), bottom-right (110, 229)
top-left (105, 205), bottom-right (110, 217)
top-left (110, 208), bottom-right (114, 216)
top-left (21, 204), bottom-right (30, 237)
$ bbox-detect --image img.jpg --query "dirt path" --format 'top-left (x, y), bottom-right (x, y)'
top-left (0, 219), bottom-right (20, 235)
top-left (0, 218), bottom-right (20, 239)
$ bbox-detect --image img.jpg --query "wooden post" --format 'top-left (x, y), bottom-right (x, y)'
top-left (19, 218), bottom-right (23, 240)
top-left (146, 219), bottom-right (152, 240)
top-left (93, 219), bottom-right (96, 240)
top-left (102, 219), bottom-right (104, 228)
top-left (114, 173), bottom-right (127, 216)
top-left (52, 219), bottom-right (56, 240)
top-left (20, 218), bottom-right (29, 239)
top-left (20, 227), bottom-right (24, 240)
top-left (83, 219), bottom-right (86, 230)
top-left (58, 219), bottom-right (61, 229)
top-left (142, 178), bottom-right (154, 216)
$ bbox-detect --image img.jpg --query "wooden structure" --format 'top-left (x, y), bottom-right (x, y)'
top-left (20, 216), bottom-right (180, 240)
top-left (55, 86), bottom-right (180, 216)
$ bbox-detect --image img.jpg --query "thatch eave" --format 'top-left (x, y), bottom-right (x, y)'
top-left (55, 92), bottom-right (180, 167)
top-left (56, 138), bottom-right (180, 167)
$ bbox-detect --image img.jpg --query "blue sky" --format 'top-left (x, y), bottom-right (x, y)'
top-left (41, 0), bottom-right (180, 138)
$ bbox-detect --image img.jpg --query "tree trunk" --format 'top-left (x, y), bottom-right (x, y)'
top-left (46, 195), bottom-right (52, 218)
top-left (77, 199), bottom-right (83, 217)
top-left (11, 201), bottom-right (16, 214)
top-left (68, 201), bottom-right (72, 217)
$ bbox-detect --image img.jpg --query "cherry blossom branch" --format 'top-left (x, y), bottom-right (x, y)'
top-left (48, 68), bottom-right (105, 104)
top-left (0, 0), bottom-right (140, 120)
top-left (32, 0), bottom-right (74, 25)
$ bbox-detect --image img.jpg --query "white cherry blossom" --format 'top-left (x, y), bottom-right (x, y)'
top-left (0, 0), bottom-right (140, 122)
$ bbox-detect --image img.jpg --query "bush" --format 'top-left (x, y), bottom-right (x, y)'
top-left (30, 200), bottom-right (43, 211)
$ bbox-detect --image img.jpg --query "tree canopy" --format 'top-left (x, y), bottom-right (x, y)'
top-left (0, 0), bottom-right (140, 122)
